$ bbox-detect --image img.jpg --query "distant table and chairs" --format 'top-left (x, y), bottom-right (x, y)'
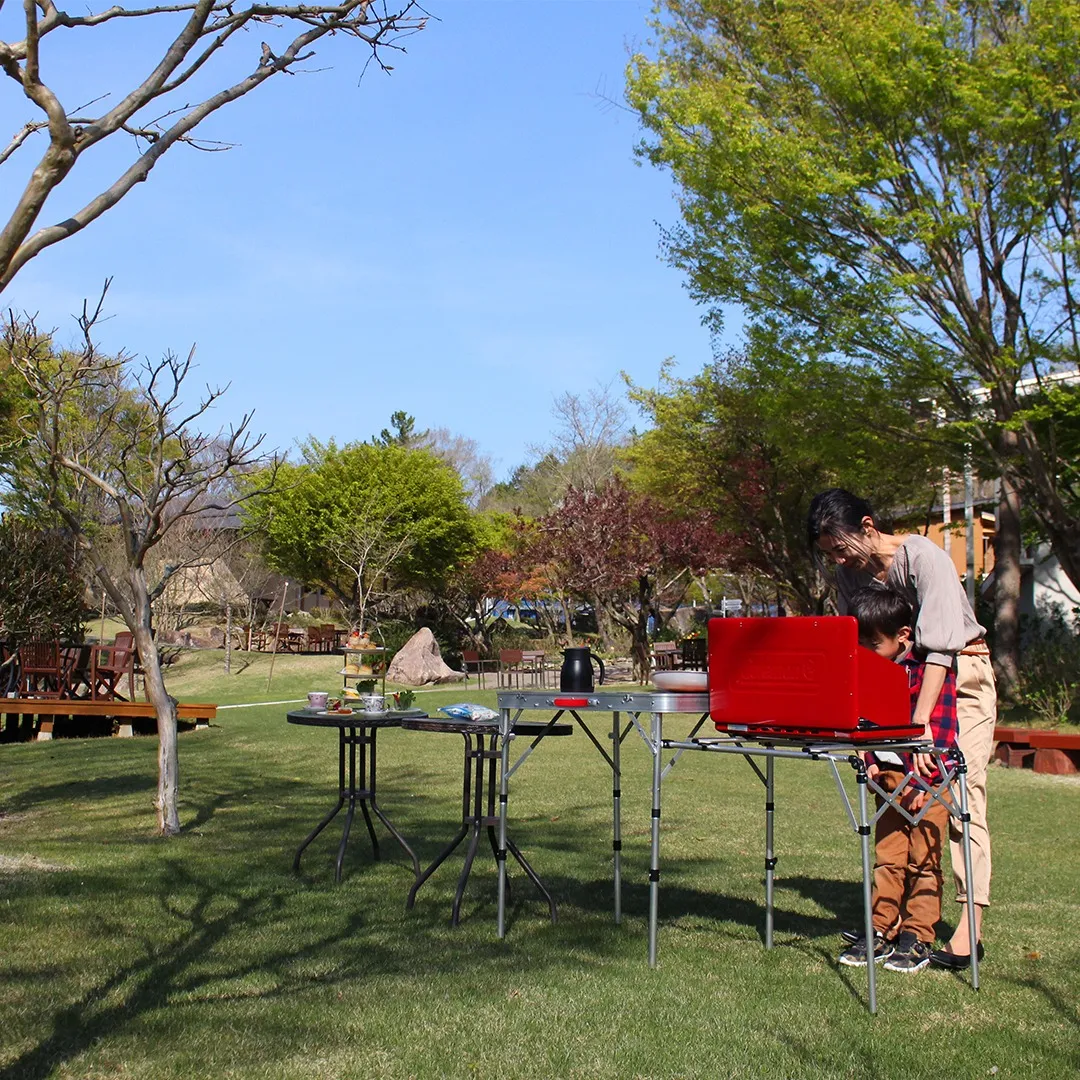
top-left (497, 649), bottom-right (548, 689)
top-left (462, 649), bottom-right (500, 689)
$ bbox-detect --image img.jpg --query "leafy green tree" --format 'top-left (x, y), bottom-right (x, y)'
top-left (624, 351), bottom-right (951, 614)
top-left (0, 515), bottom-right (91, 644)
top-left (628, 0), bottom-right (1080, 677)
top-left (244, 439), bottom-right (478, 622)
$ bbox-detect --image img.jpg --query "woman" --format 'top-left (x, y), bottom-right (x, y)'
top-left (807, 488), bottom-right (996, 967)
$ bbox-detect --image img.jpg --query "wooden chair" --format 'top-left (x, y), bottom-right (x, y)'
top-left (60, 644), bottom-right (94, 699)
top-left (271, 622), bottom-right (296, 653)
top-left (18, 640), bottom-right (68, 698)
top-left (462, 649), bottom-right (499, 689)
top-left (498, 649), bottom-right (525, 689)
top-left (651, 641), bottom-right (682, 672)
top-left (90, 632), bottom-right (138, 701)
top-left (679, 638), bottom-right (707, 671)
top-left (520, 649), bottom-right (546, 688)
top-left (0, 640), bottom-right (19, 697)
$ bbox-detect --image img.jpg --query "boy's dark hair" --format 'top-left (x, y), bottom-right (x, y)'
top-left (848, 586), bottom-right (913, 643)
top-left (806, 488), bottom-right (874, 549)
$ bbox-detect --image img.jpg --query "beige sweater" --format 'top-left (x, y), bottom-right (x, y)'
top-left (836, 533), bottom-right (985, 668)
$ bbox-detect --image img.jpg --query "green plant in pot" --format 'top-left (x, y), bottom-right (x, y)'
top-left (394, 688), bottom-right (416, 709)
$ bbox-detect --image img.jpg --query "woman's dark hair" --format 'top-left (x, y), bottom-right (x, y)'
top-left (806, 488), bottom-right (874, 549)
top-left (848, 586), bottom-right (913, 643)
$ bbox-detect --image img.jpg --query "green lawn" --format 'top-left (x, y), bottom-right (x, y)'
top-left (1, 650), bottom-right (1078, 1079)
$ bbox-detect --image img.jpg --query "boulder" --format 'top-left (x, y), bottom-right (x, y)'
top-left (387, 627), bottom-right (465, 686)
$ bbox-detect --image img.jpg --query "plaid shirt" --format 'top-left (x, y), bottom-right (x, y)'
top-left (869, 654), bottom-right (958, 786)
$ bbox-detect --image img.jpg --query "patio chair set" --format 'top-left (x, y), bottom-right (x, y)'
top-left (462, 648), bottom-right (550, 690)
top-left (650, 636), bottom-right (707, 672)
top-left (236, 623), bottom-right (346, 654)
top-left (1, 633), bottom-right (141, 702)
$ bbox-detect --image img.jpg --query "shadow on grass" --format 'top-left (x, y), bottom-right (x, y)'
top-left (4, 770), bottom-right (157, 814)
top-left (0, 850), bottom-right (620, 1080)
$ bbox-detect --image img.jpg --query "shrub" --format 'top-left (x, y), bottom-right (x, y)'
top-left (0, 517), bottom-right (91, 642)
top-left (1015, 603), bottom-right (1080, 727)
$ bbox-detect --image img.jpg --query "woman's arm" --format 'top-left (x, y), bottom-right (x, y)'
top-left (912, 661), bottom-right (949, 776)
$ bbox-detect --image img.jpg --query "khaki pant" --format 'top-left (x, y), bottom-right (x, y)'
top-left (950, 651), bottom-right (996, 907)
top-left (872, 768), bottom-right (949, 943)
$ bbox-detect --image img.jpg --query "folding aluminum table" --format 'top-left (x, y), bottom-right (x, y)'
top-left (496, 690), bottom-right (978, 1015)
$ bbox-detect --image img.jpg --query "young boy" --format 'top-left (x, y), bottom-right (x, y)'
top-left (838, 586), bottom-right (959, 973)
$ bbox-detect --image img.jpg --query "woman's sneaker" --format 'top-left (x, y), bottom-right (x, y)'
top-left (838, 931), bottom-right (893, 967)
top-left (883, 931), bottom-right (932, 973)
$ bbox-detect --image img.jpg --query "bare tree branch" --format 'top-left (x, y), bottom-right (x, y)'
top-left (0, 1), bottom-right (428, 291)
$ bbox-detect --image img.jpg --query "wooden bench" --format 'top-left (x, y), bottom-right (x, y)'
top-left (994, 726), bottom-right (1079, 774)
top-left (0, 698), bottom-right (218, 740)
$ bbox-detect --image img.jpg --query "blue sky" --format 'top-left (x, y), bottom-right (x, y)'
top-left (2, 0), bottom-right (737, 479)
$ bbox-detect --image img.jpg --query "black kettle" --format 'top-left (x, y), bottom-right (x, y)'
top-left (560, 647), bottom-right (605, 692)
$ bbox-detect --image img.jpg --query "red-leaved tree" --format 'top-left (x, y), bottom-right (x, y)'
top-left (526, 479), bottom-right (731, 680)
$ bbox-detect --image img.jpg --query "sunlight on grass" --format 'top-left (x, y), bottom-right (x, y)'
top-left (1, 652), bottom-right (1078, 1078)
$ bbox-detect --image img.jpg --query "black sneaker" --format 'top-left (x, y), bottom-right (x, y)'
top-left (883, 931), bottom-right (932, 973)
top-left (838, 932), bottom-right (893, 967)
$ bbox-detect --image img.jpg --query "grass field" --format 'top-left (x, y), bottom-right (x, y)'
top-left (1, 650), bottom-right (1078, 1079)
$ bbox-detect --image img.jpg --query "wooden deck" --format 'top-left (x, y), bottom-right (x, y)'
top-left (0, 698), bottom-right (218, 740)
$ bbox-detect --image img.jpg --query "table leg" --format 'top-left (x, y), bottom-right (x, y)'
top-left (954, 752), bottom-right (980, 991)
top-left (497, 708), bottom-right (511, 937)
top-left (356, 727), bottom-right (380, 860)
top-left (367, 728), bottom-right (421, 879)
top-left (335, 732), bottom-right (359, 883)
top-left (408, 732), bottom-right (474, 911)
top-left (451, 733), bottom-right (486, 925)
top-left (648, 711), bottom-right (662, 968)
top-left (293, 727), bottom-right (348, 874)
top-left (490, 731), bottom-right (555, 923)
top-left (764, 756), bottom-right (776, 949)
top-left (855, 762), bottom-right (877, 1015)
top-left (612, 710), bottom-right (622, 925)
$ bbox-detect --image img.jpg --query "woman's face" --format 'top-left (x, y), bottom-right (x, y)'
top-left (816, 525), bottom-right (876, 572)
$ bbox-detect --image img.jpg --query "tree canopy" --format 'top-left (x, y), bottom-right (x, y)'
top-left (627, 0), bottom-right (1080, 591)
top-left (243, 439), bottom-right (479, 616)
top-left (624, 350), bottom-right (950, 614)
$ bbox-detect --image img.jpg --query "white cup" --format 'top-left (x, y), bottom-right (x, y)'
top-left (307, 691), bottom-right (329, 711)
top-left (361, 693), bottom-right (384, 713)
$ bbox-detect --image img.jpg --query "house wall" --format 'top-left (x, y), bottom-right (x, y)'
top-left (1026, 544), bottom-right (1080, 627)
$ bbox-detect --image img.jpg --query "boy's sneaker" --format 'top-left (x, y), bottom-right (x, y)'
top-left (838, 931), bottom-right (893, 967)
top-left (840, 927), bottom-right (860, 944)
top-left (883, 931), bottom-right (932, 973)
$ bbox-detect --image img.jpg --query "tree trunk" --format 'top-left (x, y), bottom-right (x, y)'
top-left (994, 465), bottom-right (1022, 699)
top-left (132, 577), bottom-right (180, 835)
top-left (593, 597), bottom-right (617, 653)
top-left (224, 601), bottom-right (233, 676)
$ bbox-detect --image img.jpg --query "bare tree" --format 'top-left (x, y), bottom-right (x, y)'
top-left (325, 503), bottom-right (414, 632)
top-left (0, 1), bottom-right (426, 292)
top-left (418, 427), bottom-right (495, 508)
top-left (3, 292), bottom-right (274, 834)
top-left (529, 382), bottom-right (629, 497)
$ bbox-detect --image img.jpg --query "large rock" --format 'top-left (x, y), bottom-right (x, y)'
top-left (387, 628), bottom-right (465, 686)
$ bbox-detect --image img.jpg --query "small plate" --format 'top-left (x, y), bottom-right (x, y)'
top-left (652, 671), bottom-right (709, 692)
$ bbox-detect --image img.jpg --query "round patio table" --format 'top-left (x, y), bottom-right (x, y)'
top-left (400, 715), bottom-right (572, 925)
top-left (287, 707), bottom-right (426, 883)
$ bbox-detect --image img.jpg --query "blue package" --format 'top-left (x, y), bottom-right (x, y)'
top-left (438, 703), bottom-right (499, 721)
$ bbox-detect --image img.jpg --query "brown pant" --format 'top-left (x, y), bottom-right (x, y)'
top-left (950, 651), bottom-right (996, 907)
top-left (872, 768), bottom-right (949, 943)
